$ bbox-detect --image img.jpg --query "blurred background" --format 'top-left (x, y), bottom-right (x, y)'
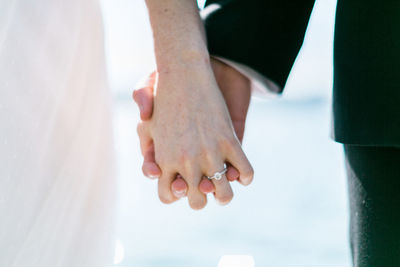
top-left (99, 0), bottom-right (350, 266)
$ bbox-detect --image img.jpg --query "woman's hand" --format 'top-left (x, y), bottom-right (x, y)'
top-left (143, 0), bottom-right (253, 209)
top-left (137, 62), bottom-right (253, 209)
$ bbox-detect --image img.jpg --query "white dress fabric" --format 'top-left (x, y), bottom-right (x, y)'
top-left (0, 0), bottom-right (116, 266)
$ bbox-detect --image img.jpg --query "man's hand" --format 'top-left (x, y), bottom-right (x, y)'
top-left (133, 58), bottom-right (252, 202)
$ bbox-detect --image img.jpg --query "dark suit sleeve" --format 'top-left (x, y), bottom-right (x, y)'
top-left (202, 0), bottom-right (315, 92)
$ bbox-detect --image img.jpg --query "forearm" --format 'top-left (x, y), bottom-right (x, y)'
top-left (145, 0), bottom-right (210, 73)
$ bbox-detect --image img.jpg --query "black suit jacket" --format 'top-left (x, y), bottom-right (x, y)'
top-left (203, 0), bottom-right (400, 146)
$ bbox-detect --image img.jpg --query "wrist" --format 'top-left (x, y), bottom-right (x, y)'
top-left (155, 57), bottom-right (219, 96)
top-left (156, 48), bottom-right (211, 74)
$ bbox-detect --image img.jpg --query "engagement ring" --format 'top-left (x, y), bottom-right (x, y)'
top-left (206, 167), bottom-right (228, 181)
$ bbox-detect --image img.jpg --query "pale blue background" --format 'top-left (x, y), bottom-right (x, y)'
top-left (99, 0), bottom-right (351, 266)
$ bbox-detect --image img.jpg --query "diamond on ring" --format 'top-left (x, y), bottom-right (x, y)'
top-left (206, 168), bottom-right (228, 181)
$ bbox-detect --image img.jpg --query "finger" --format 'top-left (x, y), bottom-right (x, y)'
top-left (171, 175), bottom-right (188, 198)
top-left (226, 164), bottom-right (239, 182)
top-left (199, 178), bottom-right (215, 194)
top-left (225, 142), bottom-right (254, 186)
top-left (158, 169), bottom-right (178, 204)
top-left (181, 167), bottom-right (207, 210)
top-left (133, 87), bottom-right (154, 120)
top-left (133, 72), bottom-right (157, 120)
top-left (137, 122), bottom-right (152, 156)
top-left (204, 162), bottom-right (233, 206)
top-left (142, 144), bottom-right (161, 179)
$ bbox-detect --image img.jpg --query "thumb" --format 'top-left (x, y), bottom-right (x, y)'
top-left (133, 71), bottom-right (157, 121)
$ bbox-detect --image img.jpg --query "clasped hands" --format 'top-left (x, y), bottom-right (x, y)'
top-left (133, 58), bottom-right (254, 210)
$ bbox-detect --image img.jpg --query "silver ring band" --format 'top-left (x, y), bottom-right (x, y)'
top-left (206, 167), bottom-right (228, 181)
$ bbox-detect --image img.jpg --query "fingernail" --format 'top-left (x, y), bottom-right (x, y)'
top-left (148, 174), bottom-right (159, 179)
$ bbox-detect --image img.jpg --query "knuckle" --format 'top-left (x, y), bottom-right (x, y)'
top-left (155, 154), bottom-right (174, 169)
top-left (177, 152), bottom-right (191, 166)
top-left (154, 156), bottom-right (168, 170)
top-left (220, 135), bottom-right (237, 150)
top-left (154, 154), bottom-right (166, 167)
top-left (177, 151), bottom-right (199, 172)
top-left (178, 148), bottom-right (196, 162)
top-left (201, 152), bottom-right (217, 169)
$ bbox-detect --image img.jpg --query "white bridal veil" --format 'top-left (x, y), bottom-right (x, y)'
top-left (0, 0), bottom-right (117, 266)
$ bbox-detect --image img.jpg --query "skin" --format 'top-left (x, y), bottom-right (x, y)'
top-left (134, 58), bottom-right (252, 205)
top-left (143, 0), bottom-right (253, 209)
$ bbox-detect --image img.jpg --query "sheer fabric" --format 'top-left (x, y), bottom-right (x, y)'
top-left (0, 0), bottom-right (116, 266)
